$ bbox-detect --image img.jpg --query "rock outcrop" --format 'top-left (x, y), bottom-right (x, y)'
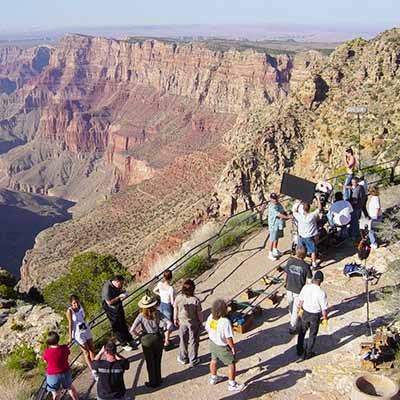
top-left (217, 28), bottom-right (400, 210)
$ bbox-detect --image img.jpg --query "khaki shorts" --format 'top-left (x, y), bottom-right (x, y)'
top-left (210, 341), bottom-right (235, 365)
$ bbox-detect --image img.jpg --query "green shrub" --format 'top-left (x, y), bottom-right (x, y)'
top-left (5, 343), bottom-right (37, 372)
top-left (211, 233), bottom-right (240, 254)
top-left (43, 252), bottom-right (132, 319)
top-left (0, 270), bottom-right (16, 287)
top-left (172, 255), bottom-right (211, 283)
top-left (10, 323), bottom-right (25, 332)
top-left (0, 284), bottom-right (17, 299)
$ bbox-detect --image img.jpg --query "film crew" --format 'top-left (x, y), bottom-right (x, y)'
top-left (102, 275), bottom-right (136, 352)
top-left (327, 192), bottom-right (353, 238)
top-left (367, 186), bottom-right (383, 249)
top-left (343, 148), bottom-right (356, 201)
top-left (349, 176), bottom-right (367, 240)
top-left (267, 192), bottom-right (292, 261)
top-left (292, 197), bottom-right (323, 269)
top-left (282, 247), bottom-right (312, 334)
top-left (296, 271), bottom-right (328, 360)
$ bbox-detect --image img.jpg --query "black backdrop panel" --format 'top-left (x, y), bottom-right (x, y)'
top-left (280, 173), bottom-right (316, 203)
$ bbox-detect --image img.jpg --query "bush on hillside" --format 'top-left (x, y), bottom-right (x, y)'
top-left (172, 255), bottom-right (211, 283)
top-left (43, 252), bottom-right (131, 319)
top-left (5, 343), bottom-right (37, 372)
top-left (0, 269), bottom-right (17, 299)
top-left (0, 284), bottom-right (17, 299)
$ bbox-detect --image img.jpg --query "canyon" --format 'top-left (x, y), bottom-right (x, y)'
top-left (0, 29), bottom-right (398, 292)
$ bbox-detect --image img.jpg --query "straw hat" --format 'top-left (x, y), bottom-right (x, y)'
top-left (138, 295), bottom-right (158, 309)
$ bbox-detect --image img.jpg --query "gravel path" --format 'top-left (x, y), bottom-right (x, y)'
top-left (74, 225), bottom-right (393, 400)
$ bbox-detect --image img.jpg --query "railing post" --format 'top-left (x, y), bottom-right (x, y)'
top-left (207, 243), bottom-right (211, 261)
top-left (390, 159), bottom-right (399, 183)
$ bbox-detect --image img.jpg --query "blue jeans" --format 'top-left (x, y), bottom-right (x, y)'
top-left (349, 209), bottom-right (361, 238)
top-left (46, 371), bottom-right (72, 392)
top-left (298, 236), bottom-right (316, 254)
top-left (343, 174), bottom-right (353, 201)
top-left (368, 217), bottom-right (382, 245)
top-left (160, 302), bottom-right (173, 332)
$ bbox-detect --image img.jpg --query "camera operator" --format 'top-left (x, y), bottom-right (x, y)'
top-left (327, 192), bottom-right (353, 238)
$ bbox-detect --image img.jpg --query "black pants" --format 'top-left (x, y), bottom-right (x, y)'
top-left (297, 311), bottom-right (321, 356)
top-left (141, 333), bottom-right (163, 386)
top-left (103, 303), bottom-right (133, 345)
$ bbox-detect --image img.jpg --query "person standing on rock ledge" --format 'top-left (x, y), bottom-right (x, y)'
top-left (343, 148), bottom-right (356, 201)
top-left (102, 275), bottom-right (135, 352)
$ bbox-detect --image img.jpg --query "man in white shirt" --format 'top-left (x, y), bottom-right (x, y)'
top-left (296, 271), bottom-right (328, 359)
top-left (328, 192), bottom-right (353, 237)
top-left (292, 198), bottom-right (322, 269)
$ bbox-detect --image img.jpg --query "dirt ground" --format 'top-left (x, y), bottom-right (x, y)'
top-left (74, 218), bottom-right (398, 400)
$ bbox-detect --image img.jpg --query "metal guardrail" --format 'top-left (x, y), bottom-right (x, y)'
top-left (33, 157), bottom-right (400, 399)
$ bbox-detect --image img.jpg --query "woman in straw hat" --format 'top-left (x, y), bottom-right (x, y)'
top-left (130, 295), bottom-right (172, 388)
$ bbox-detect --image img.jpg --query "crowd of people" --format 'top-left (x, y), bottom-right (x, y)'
top-left (42, 146), bottom-right (383, 399)
top-left (42, 273), bottom-right (245, 399)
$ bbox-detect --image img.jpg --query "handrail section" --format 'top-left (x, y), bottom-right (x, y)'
top-left (33, 157), bottom-right (399, 399)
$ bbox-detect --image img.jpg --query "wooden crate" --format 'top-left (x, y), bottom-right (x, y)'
top-left (233, 314), bottom-right (254, 334)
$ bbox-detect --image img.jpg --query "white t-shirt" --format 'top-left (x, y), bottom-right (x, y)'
top-left (293, 209), bottom-right (319, 238)
top-left (329, 200), bottom-right (353, 226)
top-left (205, 315), bottom-right (233, 346)
top-left (298, 283), bottom-right (328, 314)
top-left (368, 196), bottom-right (382, 220)
top-left (155, 281), bottom-right (174, 304)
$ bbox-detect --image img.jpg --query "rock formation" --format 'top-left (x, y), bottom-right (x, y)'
top-left (1, 28), bottom-right (399, 293)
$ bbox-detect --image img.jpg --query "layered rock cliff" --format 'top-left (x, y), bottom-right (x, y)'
top-left (10, 29), bottom-right (400, 293)
top-left (0, 34), bottom-right (322, 291)
top-left (217, 28), bottom-right (400, 210)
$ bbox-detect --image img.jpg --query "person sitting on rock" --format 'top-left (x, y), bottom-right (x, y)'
top-left (66, 295), bottom-right (96, 380)
top-left (43, 331), bottom-right (79, 400)
top-left (205, 299), bottom-right (245, 392)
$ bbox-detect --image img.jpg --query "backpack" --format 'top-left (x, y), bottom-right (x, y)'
top-left (343, 262), bottom-right (363, 277)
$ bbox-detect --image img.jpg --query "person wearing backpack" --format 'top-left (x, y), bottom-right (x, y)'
top-left (205, 299), bottom-right (244, 392)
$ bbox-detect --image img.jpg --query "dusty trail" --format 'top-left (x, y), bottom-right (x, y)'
top-left (74, 220), bottom-right (393, 400)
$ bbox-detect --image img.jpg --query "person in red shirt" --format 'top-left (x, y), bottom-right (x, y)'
top-left (43, 331), bottom-right (79, 400)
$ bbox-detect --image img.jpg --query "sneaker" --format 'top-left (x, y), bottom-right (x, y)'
top-left (228, 382), bottom-right (245, 392)
top-left (177, 356), bottom-right (188, 365)
top-left (371, 243), bottom-right (378, 249)
top-left (272, 248), bottom-right (282, 257)
top-left (189, 358), bottom-right (200, 367)
top-left (122, 344), bottom-right (134, 352)
top-left (209, 375), bottom-right (224, 385)
top-left (288, 327), bottom-right (297, 335)
top-left (268, 252), bottom-right (277, 261)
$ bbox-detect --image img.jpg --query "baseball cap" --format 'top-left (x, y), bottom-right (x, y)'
top-left (313, 271), bottom-right (324, 282)
top-left (270, 192), bottom-right (278, 200)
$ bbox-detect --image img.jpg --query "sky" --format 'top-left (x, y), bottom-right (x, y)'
top-left (0, 0), bottom-right (398, 31)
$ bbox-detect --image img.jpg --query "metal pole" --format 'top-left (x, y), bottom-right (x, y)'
top-left (357, 113), bottom-right (362, 170)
